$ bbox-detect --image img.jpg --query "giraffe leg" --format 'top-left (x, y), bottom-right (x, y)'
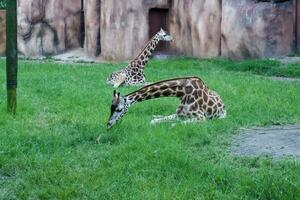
top-left (113, 74), bottom-right (126, 88)
top-left (180, 116), bottom-right (205, 124)
top-left (150, 114), bottom-right (178, 125)
top-left (177, 110), bottom-right (206, 125)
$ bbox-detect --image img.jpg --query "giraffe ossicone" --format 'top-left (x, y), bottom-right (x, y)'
top-left (107, 77), bottom-right (226, 128)
top-left (107, 29), bottom-right (173, 87)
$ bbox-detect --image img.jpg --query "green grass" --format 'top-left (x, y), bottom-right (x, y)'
top-left (208, 58), bottom-right (300, 78)
top-left (0, 58), bottom-right (300, 199)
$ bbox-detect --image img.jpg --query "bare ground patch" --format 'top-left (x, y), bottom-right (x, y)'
top-left (231, 125), bottom-right (300, 158)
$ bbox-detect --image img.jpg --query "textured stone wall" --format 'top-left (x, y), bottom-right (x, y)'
top-left (84, 0), bottom-right (101, 57)
top-left (100, 0), bottom-right (222, 60)
top-left (221, 0), bottom-right (295, 59)
top-left (0, 0), bottom-right (297, 60)
top-left (0, 10), bottom-right (5, 55)
top-left (169, 0), bottom-right (222, 58)
top-left (100, 0), bottom-right (169, 60)
top-left (17, 0), bottom-right (81, 57)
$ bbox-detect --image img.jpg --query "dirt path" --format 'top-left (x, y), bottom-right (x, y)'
top-left (231, 125), bottom-right (300, 158)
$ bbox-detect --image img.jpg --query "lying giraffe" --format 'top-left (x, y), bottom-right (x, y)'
top-left (107, 77), bottom-right (226, 128)
top-left (106, 28), bottom-right (173, 88)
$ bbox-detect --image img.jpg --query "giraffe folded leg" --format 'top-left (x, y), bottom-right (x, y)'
top-left (113, 74), bottom-right (126, 88)
top-left (180, 117), bottom-right (205, 124)
top-left (177, 112), bottom-right (206, 125)
top-left (150, 114), bottom-right (178, 125)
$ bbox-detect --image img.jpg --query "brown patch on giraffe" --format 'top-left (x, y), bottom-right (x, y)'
top-left (213, 106), bottom-right (218, 115)
top-left (213, 104), bottom-right (218, 110)
top-left (153, 92), bottom-right (161, 98)
top-left (203, 93), bottom-right (208, 102)
top-left (135, 95), bottom-right (142, 101)
top-left (187, 96), bottom-right (195, 104)
top-left (178, 86), bottom-right (183, 90)
top-left (177, 105), bottom-right (184, 114)
top-left (198, 99), bottom-right (203, 105)
top-left (185, 86), bottom-right (193, 94)
top-left (141, 92), bottom-right (148, 98)
top-left (149, 87), bottom-right (159, 93)
top-left (162, 90), bottom-right (172, 96)
top-left (145, 95), bottom-right (152, 100)
top-left (192, 90), bottom-right (199, 100)
top-left (176, 91), bottom-right (185, 97)
top-left (182, 96), bottom-right (188, 104)
top-left (191, 80), bottom-right (198, 88)
top-left (169, 81), bottom-right (178, 87)
top-left (208, 100), bottom-right (214, 106)
top-left (160, 85), bottom-right (168, 90)
top-left (190, 103), bottom-right (198, 111)
top-left (207, 107), bottom-right (212, 115)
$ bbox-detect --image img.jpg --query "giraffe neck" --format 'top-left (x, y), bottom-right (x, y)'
top-left (133, 35), bottom-right (160, 68)
top-left (125, 79), bottom-right (187, 106)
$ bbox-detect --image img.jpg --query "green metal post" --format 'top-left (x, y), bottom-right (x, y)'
top-left (6, 0), bottom-right (18, 115)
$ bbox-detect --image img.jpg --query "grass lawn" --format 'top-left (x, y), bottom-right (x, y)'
top-left (0, 58), bottom-right (300, 199)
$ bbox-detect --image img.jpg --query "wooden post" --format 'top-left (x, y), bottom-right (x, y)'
top-left (297, 0), bottom-right (300, 52)
top-left (80, 0), bottom-right (85, 48)
top-left (6, 0), bottom-right (18, 115)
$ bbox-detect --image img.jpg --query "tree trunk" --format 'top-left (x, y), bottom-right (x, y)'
top-left (6, 0), bottom-right (18, 115)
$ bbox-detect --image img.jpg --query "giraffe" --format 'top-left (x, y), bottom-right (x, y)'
top-left (106, 28), bottom-right (173, 88)
top-left (107, 77), bottom-right (226, 128)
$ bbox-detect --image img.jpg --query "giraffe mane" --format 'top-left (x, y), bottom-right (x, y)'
top-left (131, 35), bottom-right (157, 62)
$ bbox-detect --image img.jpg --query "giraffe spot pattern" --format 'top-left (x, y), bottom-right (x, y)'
top-left (124, 77), bottom-right (226, 122)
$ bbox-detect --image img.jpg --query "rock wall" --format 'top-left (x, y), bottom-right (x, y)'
top-left (0, 10), bottom-right (5, 55)
top-left (169, 0), bottom-right (222, 58)
top-left (17, 0), bottom-right (82, 57)
top-left (84, 0), bottom-right (101, 57)
top-left (100, 0), bottom-right (222, 60)
top-left (100, 0), bottom-right (169, 60)
top-left (0, 0), bottom-right (297, 59)
top-left (221, 0), bottom-right (295, 59)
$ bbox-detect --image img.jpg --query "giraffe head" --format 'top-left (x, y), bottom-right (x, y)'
top-left (156, 28), bottom-right (173, 42)
top-left (107, 90), bottom-right (129, 128)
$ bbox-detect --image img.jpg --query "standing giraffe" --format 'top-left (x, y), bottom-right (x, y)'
top-left (106, 28), bottom-right (173, 88)
top-left (107, 77), bottom-right (226, 128)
